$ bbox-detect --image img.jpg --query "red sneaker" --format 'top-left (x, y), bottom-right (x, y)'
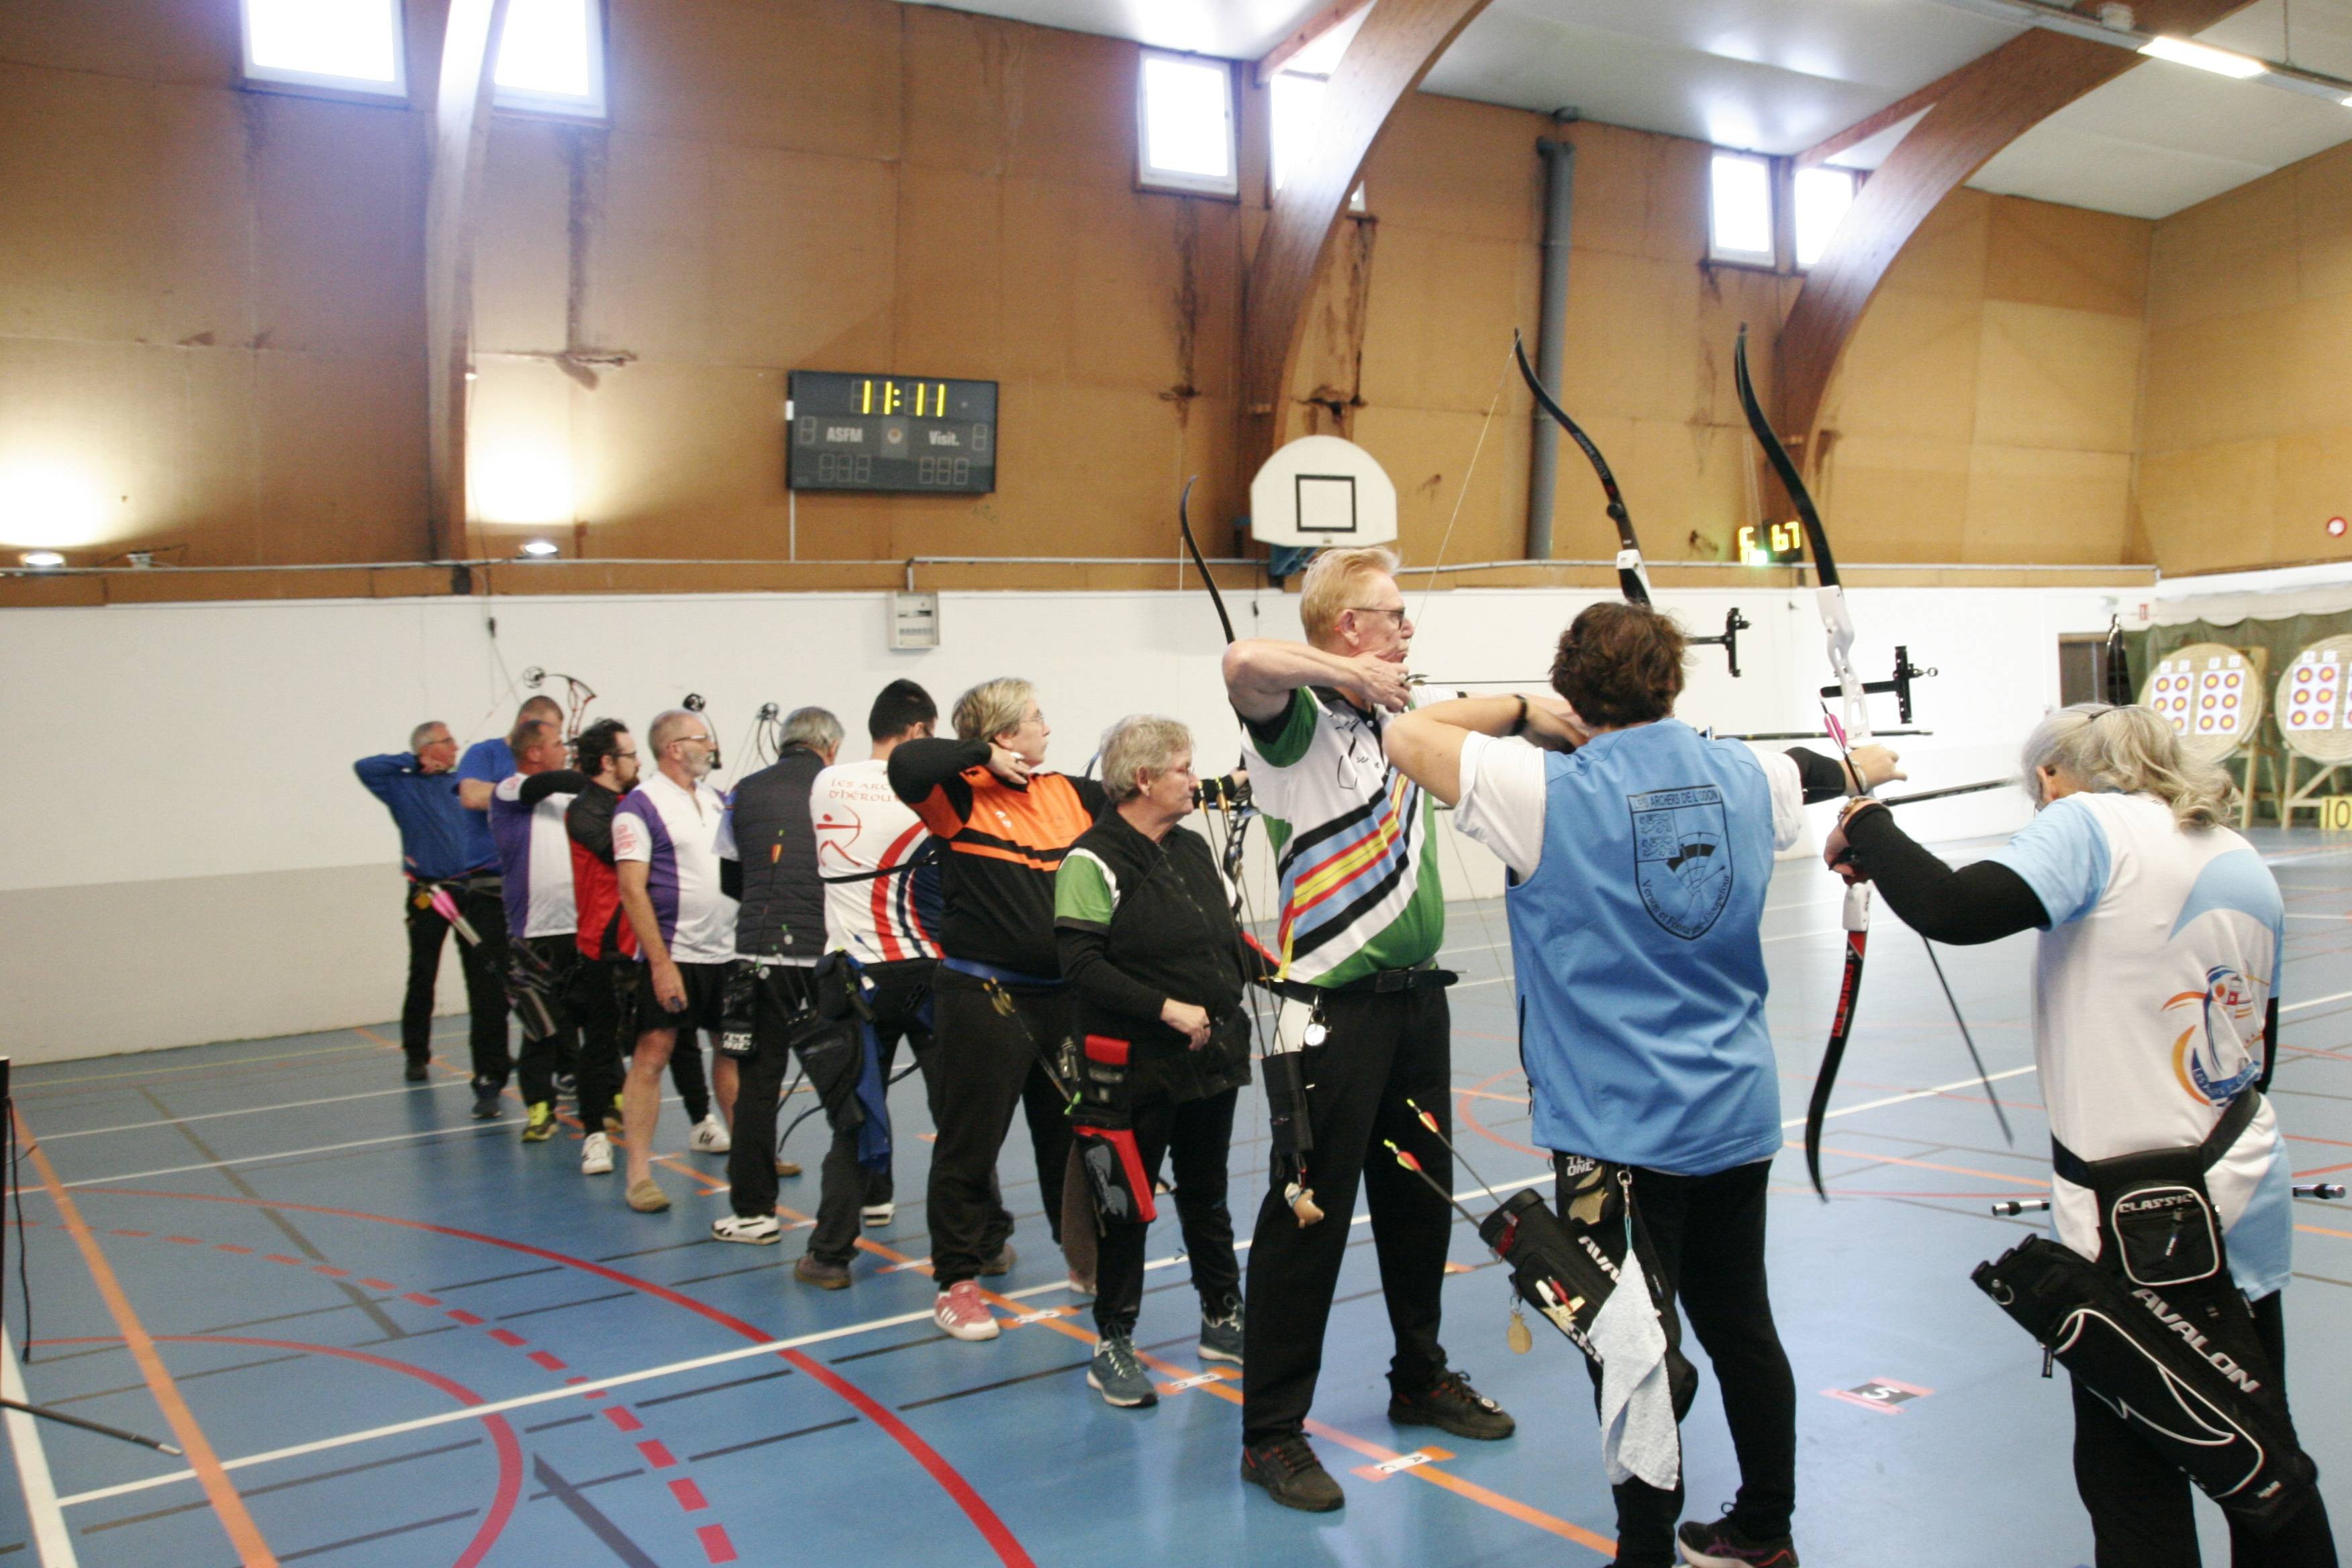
top-left (933, 1280), bottom-right (999, 1342)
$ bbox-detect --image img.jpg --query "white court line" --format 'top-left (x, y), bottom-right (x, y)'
top-left (2284, 989), bottom-right (2352, 1016)
top-left (42, 1082), bottom-right (460, 1142)
top-left (56, 1170), bottom-right (1551, 1510)
top-left (1785, 1064), bottom-right (2040, 1130)
top-left (2284, 913), bottom-right (2351, 922)
top-left (1, 1325), bottom-right (78, 1567)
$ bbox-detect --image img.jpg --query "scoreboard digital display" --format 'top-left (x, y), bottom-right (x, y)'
top-left (787, 371), bottom-right (997, 495)
top-left (1738, 521), bottom-right (1804, 566)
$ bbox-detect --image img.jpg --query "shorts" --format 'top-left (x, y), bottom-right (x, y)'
top-left (632, 959), bottom-right (730, 1038)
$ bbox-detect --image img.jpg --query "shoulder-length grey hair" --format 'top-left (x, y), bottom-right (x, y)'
top-left (780, 706), bottom-right (843, 755)
top-left (1099, 715), bottom-right (1193, 802)
top-left (2021, 702), bottom-right (2234, 830)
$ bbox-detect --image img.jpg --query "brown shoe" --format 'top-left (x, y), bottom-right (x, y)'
top-left (794, 1254), bottom-right (852, 1290)
top-left (981, 1242), bottom-right (1016, 1277)
top-left (625, 1178), bottom-right (671, 1214)
top-left (775, 1158), bottom-right (802, 1178)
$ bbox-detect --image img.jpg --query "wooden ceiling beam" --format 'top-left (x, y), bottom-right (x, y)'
top-left (1255, 0), bottom-right (1374, 85)
top-left (1775, 0), bottom-right (2256, 471)
top-left (1238, 0), bottom-right (1494, 485)
top-left (424, 0), bottom-right (511, 562)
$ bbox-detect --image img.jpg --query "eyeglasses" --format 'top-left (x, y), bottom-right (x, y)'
top-left (1348, 606), bottom-right (1410, 624)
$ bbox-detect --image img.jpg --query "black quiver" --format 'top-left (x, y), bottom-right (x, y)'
top-left (787, 952), bottom-right (875, 1136)
top-left (1973, 1092), bottom-right (2320, 1531)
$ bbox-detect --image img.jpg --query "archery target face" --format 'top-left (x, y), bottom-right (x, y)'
top-left (2277, 635), bottom-right (2352, 765)
top-left (2143, 643), bottom-right (2261, 764)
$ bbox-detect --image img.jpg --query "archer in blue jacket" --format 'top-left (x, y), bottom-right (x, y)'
top-left (355, 721), bottom-right (509, 1086)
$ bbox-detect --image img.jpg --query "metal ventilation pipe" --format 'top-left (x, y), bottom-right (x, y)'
top-left (1526, 133), bottom-right (1577, 560)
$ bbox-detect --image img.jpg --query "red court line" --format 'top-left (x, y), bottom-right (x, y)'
top-left (56, 1185), bottom-right (1038, 1568)
top-left (39, 1333), bottom-right (521, 1568)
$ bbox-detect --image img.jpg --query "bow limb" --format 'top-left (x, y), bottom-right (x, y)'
top-left (1177, 477), bottom-right (1236, 646)
top-left (1513, 331), bottom-right (1651, 607)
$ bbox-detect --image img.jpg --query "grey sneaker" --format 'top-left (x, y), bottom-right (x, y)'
top-left (1199, 1299), bottom-right (1244, 1365)
top-left (1087, 1333), bottom-right (1158, 1408)
top-left (794, 1253), bottom-right (852, 1290)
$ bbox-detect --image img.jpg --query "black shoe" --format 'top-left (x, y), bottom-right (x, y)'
top-left (1388, 1367), bottom-right (1515, 1440)
top-left (1675, 1513), bottom-right (1799, 1567)
top-left (403, 1059), bottom-right (429, 1083)
top-left (1240, 1436), bottom-right (1344, 1512)
top-left (470, 1087), bottom-right (503, 1120)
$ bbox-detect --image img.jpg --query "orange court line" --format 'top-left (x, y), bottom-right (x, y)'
top-left (16, 1106), bottom-right (281, 1566)
top-left (772, 1199), bottom-right (1618, 1559)
top-left (1799, 1141), bottom-right (2046, 1189)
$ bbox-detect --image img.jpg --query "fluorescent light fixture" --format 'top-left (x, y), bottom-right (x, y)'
top-left (1137, 51), bottom-right (1238, 196)
top-left (2139, 36), bottom-right (2265, 79)
top-left (495, 0), bottom-right (606, 119)
top-left (1708, 152), bottom-right (1775, 266)
top-left (1793, 165), bottom-right (1857, 268)
top-left (519, 538), bottom-right (560, 558)
top-left (240, 0), bottom-right (407, 97)
top-left (19, 550), bottom-right (64, 569)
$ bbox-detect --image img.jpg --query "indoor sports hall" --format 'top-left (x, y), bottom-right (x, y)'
top-left (3, 3), bottom-right (2351, 1567)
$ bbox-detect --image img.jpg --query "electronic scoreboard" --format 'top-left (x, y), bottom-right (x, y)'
top-left (787, 371), bottom-right (997, 495)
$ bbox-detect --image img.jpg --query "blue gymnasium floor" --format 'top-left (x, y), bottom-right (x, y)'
top-left (2, 833), bottom-right (2347, 1568)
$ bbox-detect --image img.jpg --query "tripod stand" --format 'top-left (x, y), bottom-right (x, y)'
top-left (1, 1056), bottom-right (181, 1456)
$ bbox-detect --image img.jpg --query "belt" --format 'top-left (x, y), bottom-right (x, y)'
top-left (2051, 1089), bottom-right (2261, 1191)
top-left (940, 957), bottom-right (1063, 989)
top-left (1265, 963), bottom-right (1457, 1006)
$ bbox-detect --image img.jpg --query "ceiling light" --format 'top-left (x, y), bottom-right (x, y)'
top-left (518, 538), bottom-right (560, 558)
top-left (20, 550), bottom-right (64, 569)
top-left (2139, 36), bottom-right (2265, 78)
top-left (2329, 516), bottom-right (2348, 538)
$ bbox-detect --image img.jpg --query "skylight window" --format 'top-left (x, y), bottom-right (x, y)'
top-left (1708, 152), bottom-right (1775, 268)
top-left (495, 0), bottom-right (607, 119)
top-left (1138, 51), bottom-right (1238, 197)
top-left (240, 0), bottom-right (406, 98)
top-left (1269, 70), bottom-right (1366, 209)
top-left (1793, 165), bottom-right (1857, 269)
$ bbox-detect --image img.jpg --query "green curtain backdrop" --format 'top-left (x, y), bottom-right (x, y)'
top-left (2124, 611), bottom-right (2352, 824)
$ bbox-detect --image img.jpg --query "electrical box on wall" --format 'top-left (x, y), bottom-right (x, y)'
top-left (889, 591), bottom-right (940, 650)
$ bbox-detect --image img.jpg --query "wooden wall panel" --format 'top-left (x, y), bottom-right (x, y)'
top-left (611, 0), bottom-right (902, 160)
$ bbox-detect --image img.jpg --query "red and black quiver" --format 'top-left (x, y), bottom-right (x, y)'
top-left (1072, 1035), bottom-right (1157, 1226)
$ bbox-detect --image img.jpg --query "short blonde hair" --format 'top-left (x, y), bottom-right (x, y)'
top-left (2022, 703), bottom-right (2234, 831)
top-left (952, 677), bottom-right (1036, 744)
top-left (1098, 716), bottom-right (1192, 802)
top-left (1297, 546), bottom-right (1402, 646)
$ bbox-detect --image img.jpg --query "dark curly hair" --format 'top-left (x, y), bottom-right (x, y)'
top-left (574, 717), bottom-right (632, 779)
top-left (1550, 601), bottom-right (1686, 728)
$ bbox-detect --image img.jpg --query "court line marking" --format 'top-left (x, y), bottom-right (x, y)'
top-left (52, 1170), bottom-right (1551, 1511)
top-left (1785, 1064), bottom-right (2041, 1130)
top-left (2284, 989), bottom-right (2352, 1015)
top-left (17, 1111), bottom-right (279, 1565)
top-left (40, 1083), bottom-right (461, 1142)
top-left (1, 1324), bottom-right (77, 1568)
top-left (12, 1043), bottom-right (382, 1091)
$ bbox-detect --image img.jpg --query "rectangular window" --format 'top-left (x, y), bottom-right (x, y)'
top-left (495, 0), bottom-right (607, 119)
top-left (1793, 165), bottom-right (1858, 269)
top-left (1708, 152), bottom-right (1775, 268)
top-left (240, 0), bottom-right (406, 99)
top-left (1269, 70), bottom-right (1367, 209)
top-left (1138, 51), bottom-right (1238, 197)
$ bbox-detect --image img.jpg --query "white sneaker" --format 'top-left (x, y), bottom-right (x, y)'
top-left (861, 1202), bottom-right (895, 1226)
top-left (689, 1116), bottom-right (732, 1154)
top-left (711, 1214), bottom-right (781, 1244)
top-left (579, 1132), bottom-right (614, 1175)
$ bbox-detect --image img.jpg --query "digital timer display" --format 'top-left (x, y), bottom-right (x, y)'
top-left (1738, 521), bottom-right (1804, 566)
top-left (787, 371), bottom-right (997, 495)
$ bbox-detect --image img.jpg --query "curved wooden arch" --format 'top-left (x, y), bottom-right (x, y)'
top-left (1779, 1), bottom-right (2253, 469)
top-left (1238, 0), bottom-right (1494, 481)
top-left (425, 0), bottom-right (511, 560)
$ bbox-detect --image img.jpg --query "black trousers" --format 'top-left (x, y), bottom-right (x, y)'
top-left (1093, 1084), bottom-right (1242, 1338)
top-left (2073, 1289), bottom-right (2339, 1568)
top-left (925, 970), bottom-right (1072, 1287)
top-left (1241, 984), bottom-right (1453, 1447)
top-left (400, 881), bottom-right (509, 1084)
top-left (1581, 1159), bottom-right (1796, 1567)
top-left (726, 965), bottom-right (820, 1221)
top-left (575, 959), bottom-right (711, 1128)
top-left (809, 959), bottom-right (938, 1265)
top-left (511, 934), bottom-right (577, 1106)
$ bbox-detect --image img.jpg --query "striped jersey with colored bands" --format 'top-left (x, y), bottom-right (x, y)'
top-left (814, 757), bottom-right (944, 965)
top-left (1241, 686), bottom-right (1444, 985)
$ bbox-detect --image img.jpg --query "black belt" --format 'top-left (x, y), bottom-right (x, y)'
top-left (2051, 1089), bottom-right (2260, 1191)
top-left (1265, 963), bottom-right (1457, 1006)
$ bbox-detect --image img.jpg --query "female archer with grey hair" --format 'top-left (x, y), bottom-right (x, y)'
top-left (1826, 703), bottom-right (2335, 1567)
top-left (1052, 715), bottom-right (1265, 1408)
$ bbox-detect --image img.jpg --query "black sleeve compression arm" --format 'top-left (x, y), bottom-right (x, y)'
top-left (1782, 746), bottom-right (1850, 805)
top-left (1842, 807), bottom-right (2050, 944)
top-left (518, 769), bottom-right (592, 805)
top-left (886, 737), bottom-right (988, 818)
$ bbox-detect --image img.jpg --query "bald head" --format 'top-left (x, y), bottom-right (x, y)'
top-left (648, 708), bottom-right (707, 751)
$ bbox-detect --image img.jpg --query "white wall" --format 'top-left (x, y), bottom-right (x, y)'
top-left (0, 581), bottom-right (2116, 1061)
